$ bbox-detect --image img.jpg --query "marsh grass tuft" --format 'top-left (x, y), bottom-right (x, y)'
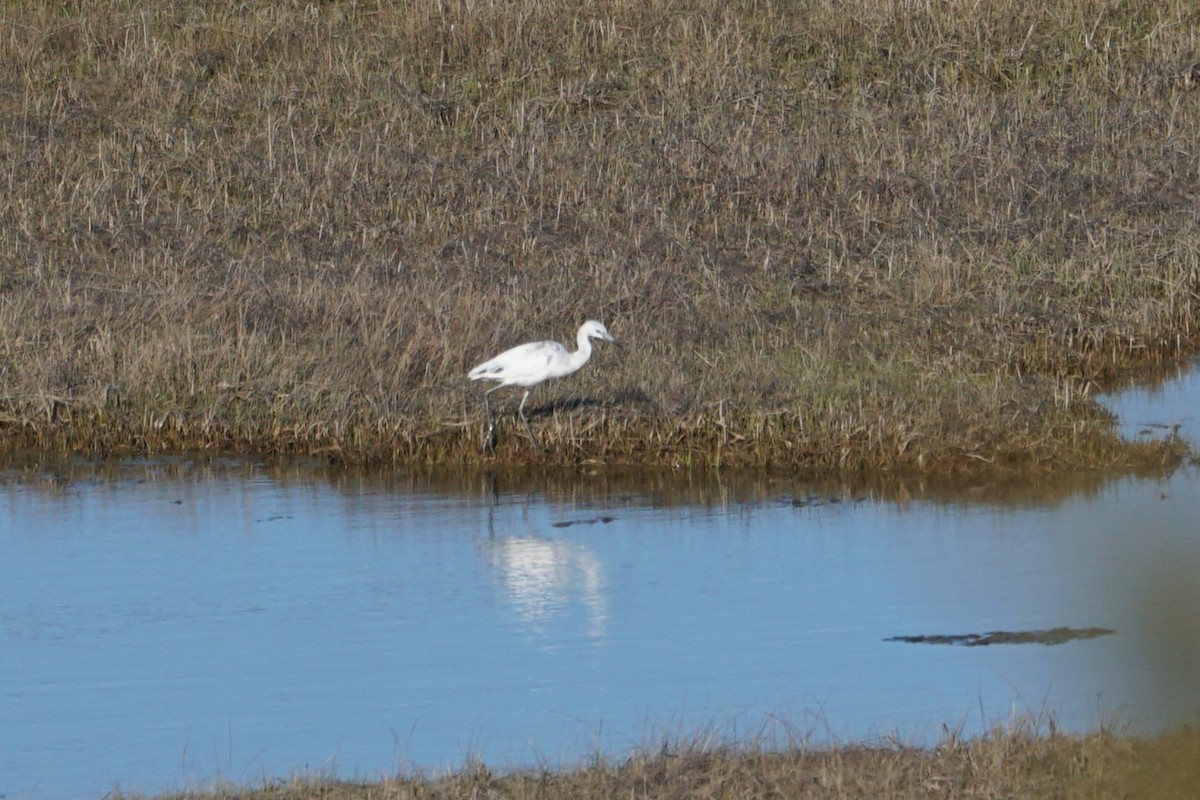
top-left (2, 1), bottom-right (1199, 472)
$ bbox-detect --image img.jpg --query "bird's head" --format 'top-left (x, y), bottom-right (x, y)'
top-left (581, 320), bottom-right (621, 348)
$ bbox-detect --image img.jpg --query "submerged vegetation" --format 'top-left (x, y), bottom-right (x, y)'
top-left (2, 0), bottom-right (1199, 473)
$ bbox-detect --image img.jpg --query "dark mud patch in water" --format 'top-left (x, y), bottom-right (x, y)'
top-left (552, 515), bottom-right (617, 528)
top-left (887, 627), bottom-right (1116, 646)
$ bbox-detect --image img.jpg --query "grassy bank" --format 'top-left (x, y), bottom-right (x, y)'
top-left (2, 1), bottom-right (1199, 471)
top-left (129, 725), bottom-right (1200, 799)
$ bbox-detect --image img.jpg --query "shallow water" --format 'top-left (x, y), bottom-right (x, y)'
top-left (1099, 357), bottom-right (1199, 444)
top-left (2, 363), bottom-right (1198, 800)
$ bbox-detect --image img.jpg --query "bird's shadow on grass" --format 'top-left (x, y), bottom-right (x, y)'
top-left (528, 387), bottom-right (654, 419)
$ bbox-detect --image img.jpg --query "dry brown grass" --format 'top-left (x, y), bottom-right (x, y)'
top-left (2, 1), bottom-right (1199, 472)
top-left (127, 725), bottom-right (1200, 800)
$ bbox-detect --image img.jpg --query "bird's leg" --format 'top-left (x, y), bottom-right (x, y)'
top-left (517, 389), bottom-right (541, 450)
top-left (481, 385), bottom-right (501, 453)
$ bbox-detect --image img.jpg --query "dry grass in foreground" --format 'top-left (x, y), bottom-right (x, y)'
top-left (129, 726), bottom-right (1200, 800)
top-left (2, 1), bottom-right (1200, 473)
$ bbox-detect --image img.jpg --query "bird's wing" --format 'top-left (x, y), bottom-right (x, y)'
top-left (468, 340), bottom-right (567, 382)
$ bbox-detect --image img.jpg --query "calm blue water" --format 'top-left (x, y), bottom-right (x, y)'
top-left (1099, 357), bottom-right (1199, 444)
top-left (1, 362), bottom-right (1197, 799)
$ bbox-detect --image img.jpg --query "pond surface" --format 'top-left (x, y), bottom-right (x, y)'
top-left (2, 362), bottom-right (1198, 800)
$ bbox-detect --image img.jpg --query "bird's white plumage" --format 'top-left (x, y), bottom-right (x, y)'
top-left (468, 340), bottom-right (565, 385)
top-left (468, 320), bottom-right (619, 450)
top-left (469, 320), bottom-right (616, 388)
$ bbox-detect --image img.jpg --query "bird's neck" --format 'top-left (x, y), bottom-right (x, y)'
top-left (571, 331), bottom-right (594, 369)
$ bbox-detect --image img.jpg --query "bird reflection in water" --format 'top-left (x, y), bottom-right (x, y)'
top-left (482, 533), bottom-right (609, 641)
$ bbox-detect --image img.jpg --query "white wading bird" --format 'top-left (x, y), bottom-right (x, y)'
top-left (468, 320), bottom-right (620, 451)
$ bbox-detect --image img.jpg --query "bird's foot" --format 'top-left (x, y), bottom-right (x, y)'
top-left (481, 425), bottom-right (497, 453)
